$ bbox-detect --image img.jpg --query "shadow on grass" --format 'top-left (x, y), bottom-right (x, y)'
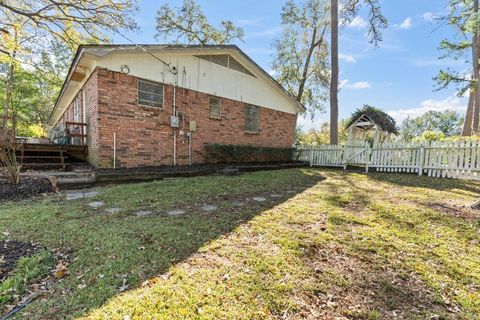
top-left (367, 171), bottom-right (480, 195)
top-left (304, 242), bottom-right (448, 319)
top-left (2, 169), bottom-right (325, 319)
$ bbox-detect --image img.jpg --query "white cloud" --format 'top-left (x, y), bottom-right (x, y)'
top-left (398, 17), bottom-right (413, 29)
top-left (339, 53), bottom-right (356, 63)
top-left (348, 81), bottom-right (371, 89)
top-left (422, 12), bottom-right (439, 22)
top-left (339, 79), bottom-right (350, 88)
top-left (388, 95), bottom-right (467, 123)
top-left (348, 16), bottom-right (367, 29)
top-left (339, 80), bottom-right (371, 89)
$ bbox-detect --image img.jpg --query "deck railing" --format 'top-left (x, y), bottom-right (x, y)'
top-left (65, 121), bottom-right (87, 146)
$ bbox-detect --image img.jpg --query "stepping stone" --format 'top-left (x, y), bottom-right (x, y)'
top-left (252, 197), bottom-right (267, 202)
top-left (270, 194), bottom-right (282, 198)
top-left (88, 201), bottom-right (105, 209)
top-left (233, 202), bottom-right (245, 207)
top-left (135, 210), bottom-right (153, 217)
top-left (66, 192), bottom-right (83, 200)
top-left (201, 205), bottom-right (217, 212)
top-left (167, 209), bottom-right (185, 216)
top-left (83, 190), bottom-right (98, 198)
top-left (105, 208), bottom-right (122, 214)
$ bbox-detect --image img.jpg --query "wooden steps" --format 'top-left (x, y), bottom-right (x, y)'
top-left (17, 144), bottom-right (68, 171)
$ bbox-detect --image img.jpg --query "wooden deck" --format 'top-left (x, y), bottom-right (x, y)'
top-left (17, 143), bottom-right (88, 171)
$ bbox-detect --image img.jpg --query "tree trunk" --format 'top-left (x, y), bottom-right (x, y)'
top-left (297, 25), bottom-right (327, 103)
top-left (473, 0), bottom-right (480, 134)
top-left (297, 27), bottom-right (318, 103)
top-left (3, 61), bottom-right (14, 128)
top-left (330, 0), bottom-right (339, 144)
top-left (462, 89), bottom-right (474, 136)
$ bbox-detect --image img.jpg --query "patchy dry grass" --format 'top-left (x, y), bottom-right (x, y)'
top-left (1, 169), bottom-right (479, 319)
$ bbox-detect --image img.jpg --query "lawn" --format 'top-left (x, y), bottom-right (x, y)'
top-left (1, 169), bottom-right (479, 319)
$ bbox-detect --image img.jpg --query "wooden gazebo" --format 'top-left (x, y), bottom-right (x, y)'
top-left (345, 105), bottom-right (398, 145)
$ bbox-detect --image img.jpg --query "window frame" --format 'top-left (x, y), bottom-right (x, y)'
top-left (209, 96), bottom-right (222, 119)
top-left (137, 79), bottom-right (164, 109)
top-left (244, 104), bottom-right (260, 133)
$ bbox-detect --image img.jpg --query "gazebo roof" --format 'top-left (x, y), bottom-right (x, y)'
top-left (345, 106), bottom-right (398, 135)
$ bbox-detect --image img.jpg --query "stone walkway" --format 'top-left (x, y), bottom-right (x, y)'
top-left (66, 188), bottom-right (295, 219)
top-left (66, 189), bottom-right (98, 200)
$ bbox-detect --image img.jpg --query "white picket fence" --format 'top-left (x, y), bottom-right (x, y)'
top-left (296, 140), bottom-right (480, 181)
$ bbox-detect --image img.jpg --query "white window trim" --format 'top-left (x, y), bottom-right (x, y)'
top-left (245, 105), bottom-right (260, 133)
top-left (209, 96), bottom-right (222, 119)
top-left (137, 79), bottom-right (165, 109)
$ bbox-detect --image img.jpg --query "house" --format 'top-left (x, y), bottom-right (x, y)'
top-left (48, 44), bottom-right (305, 168)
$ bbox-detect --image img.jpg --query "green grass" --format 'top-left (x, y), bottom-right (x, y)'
top-left (1, 169), bottom-right (479, 319)
top-left (0, 250), bottom-right (54, 307)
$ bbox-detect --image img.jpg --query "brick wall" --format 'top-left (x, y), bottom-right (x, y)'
top-left (58, 71), bottom-right (100, 165)
top-left (58, 67), bottom-right (297, 168)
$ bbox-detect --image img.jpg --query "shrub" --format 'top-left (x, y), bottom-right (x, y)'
top-left (204, 144), bottom-right (294, 164)
top-left (0, 126), bottom-right (20, 184)
top-left (412, 130), bottom-right (446, 142)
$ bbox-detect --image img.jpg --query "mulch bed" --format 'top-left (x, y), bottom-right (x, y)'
top-left (0, 240), bottom-right (41, 281)
top-left (94, 161), bottom-right (305, 174)
top-left (0, 176), bottom-right (53, 203)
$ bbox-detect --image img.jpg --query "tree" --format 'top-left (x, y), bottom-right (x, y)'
top-left (0, 0), bottom-right (137, 125)
top-left (272, 0), bottom-right (330, 118)
top-left (434, 0), bottom-right (479, 136)
top-left (329, 0), bottom-right (387, 144)
top-left (330, 0), bottom-right (339, 144)
top-left (0, 0), bottom-right (137, 53)
top-left (295, 120), bottom-right (348, 145)
top-left (155, 0), bottom-right (244, 45)
top-left (399, 110), bottom-right (464, 141)
top-left (0, 38), bottom-right (75, 136)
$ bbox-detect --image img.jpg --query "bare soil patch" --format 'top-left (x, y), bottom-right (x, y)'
top-left (0, 176), bottom-right (53, 203)
top-left (297, 243), bottom-right (449, 319)
top-left (428, 202), bottom-right (480, 220)
top-left (0, 240), bottom-right (41, 281)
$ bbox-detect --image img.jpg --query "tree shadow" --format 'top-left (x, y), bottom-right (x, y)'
top-left (301, 242), bottom-right (450, 319)
top-left (367, 172), bottom-right (480, 195)
top-left (7, 170), bottom-right (325, 319)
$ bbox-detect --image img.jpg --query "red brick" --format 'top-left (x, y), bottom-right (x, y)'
top-left (58, 68), bottom-right (297, 168)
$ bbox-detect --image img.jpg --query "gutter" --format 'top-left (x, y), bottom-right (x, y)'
top-left (47, 45), bottom-right (85, 126)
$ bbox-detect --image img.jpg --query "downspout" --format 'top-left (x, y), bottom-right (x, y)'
top-left (188, 132), bottom-right (192, 166)
top-left (172, 67), bottom-right (178, 166)
top-left (113, 132), bottom-right (116, 169)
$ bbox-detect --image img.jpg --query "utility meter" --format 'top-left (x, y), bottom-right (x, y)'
top-left (189, 121), bottom-right (197, 132)
top-left (170, 116), bottom-right (180, 128)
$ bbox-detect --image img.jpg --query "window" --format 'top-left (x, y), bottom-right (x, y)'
top-left (138, 79), bottom-right (164, 108)
top-left (244, 105), bottom-right (259, 133)
top-left (209, 96), bottom-right (221, 118)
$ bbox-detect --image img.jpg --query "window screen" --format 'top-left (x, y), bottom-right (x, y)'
top-left (138, 79), bottom-right (163, 108)
top-left (245, 105), bottom-right (259, 132)
top-left (209, 96), bottom-right (221, 118)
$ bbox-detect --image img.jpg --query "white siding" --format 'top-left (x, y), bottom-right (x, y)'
top-left (97, 52), bottom-right (297, 114)
top-left (50, 49), bottom-right (301, 127)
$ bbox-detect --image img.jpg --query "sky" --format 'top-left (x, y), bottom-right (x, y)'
top-left (110, 0), bottom-right (468, 130)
